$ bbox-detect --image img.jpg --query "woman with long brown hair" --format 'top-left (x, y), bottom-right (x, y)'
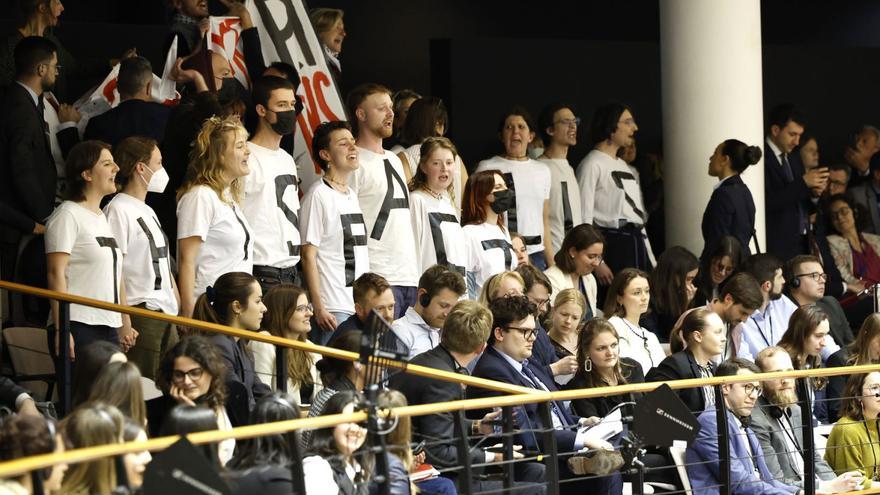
top-left (603, 268), bottom-right (665, 375)
top-left (827, 313), bottom-right (880, 421)
top-left (461, 170), bottom-right (516, 298)
top-left (251, 284), bottom-right (322, 405)
top-left (86, 360), bottom-right (147, 427)
top-left (60, 403), bottom-right (125, 495)
top-left (778, 304), bottom-right (830, 419)
top-left (566, 318), bottom-right (643, 419)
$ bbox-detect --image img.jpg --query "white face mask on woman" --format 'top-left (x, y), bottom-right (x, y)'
top-left (140, 166), bottom-right (170, 193)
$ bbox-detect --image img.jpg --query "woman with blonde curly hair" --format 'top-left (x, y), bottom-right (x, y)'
top-left (177, 116), bottom-right (254, 317)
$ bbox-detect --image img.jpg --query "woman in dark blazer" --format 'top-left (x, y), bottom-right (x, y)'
top-left (701, 139), bottom-right (762, 254)
top-left (647, 307), bottom-right (726, 414)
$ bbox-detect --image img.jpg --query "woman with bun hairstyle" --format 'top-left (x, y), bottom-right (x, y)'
top-left (701, 139), bottom-right (762, 254)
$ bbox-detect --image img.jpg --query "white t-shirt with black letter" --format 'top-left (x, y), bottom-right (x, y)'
top-left (474, 156), bottom-right (551, 255)
top-left (350, 147), bottom-right (418, 287)
top-left (242, 142), bottom-right (301, 268)
top-left (45, 201), bottom-right (123, 327)
top-left (104, 193), bottom-right (178, 315)
top-left (537, 156), bottom-right (583, 254)
top-left (463, 222), bottom-right (516, 297)
top-left (409, 190), bottom-right (468, 276)
top-left (177, 185), bottom-right (254, 299)
top-left (300, 180), bottom-right (370, 314)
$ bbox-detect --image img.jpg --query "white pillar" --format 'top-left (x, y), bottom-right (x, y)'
top-left (660, 0), bottom-right (765, 255)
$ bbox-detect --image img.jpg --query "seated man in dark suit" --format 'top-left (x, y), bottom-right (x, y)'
top-left (391, 300), bottom-right (544, 493)
top-left (324, 272), bottom-right (395, 344)
top-left (751, 347), bottom-right (858, 492)
top-left (84, 56), bottom-right (171, 146)
top-left (686, 358), bottom-right (801, 495)
top-left (0, 376), bottom-right (39, 416)
top-left (468, 296), bottom-right (622, 495)
top-left (784, 255), bottom-right (855, 349)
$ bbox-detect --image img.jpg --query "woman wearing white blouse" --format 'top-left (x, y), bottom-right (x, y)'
top-left (104, 137), bottom-right (179, 379)
top-left (177, 116), bottom-right (254, 318)
top-left (603, 268), bottom-right (666, 375)
top-left (251, 284), bottom-right (322, 405)
top-left (46, 141), bottom-right (138, 359)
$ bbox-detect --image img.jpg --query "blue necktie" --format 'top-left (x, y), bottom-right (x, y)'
top-left (522, 360), bottom-right (571, 426)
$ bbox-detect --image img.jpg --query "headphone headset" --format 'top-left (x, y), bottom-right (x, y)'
top-left (419, 291), bottom-right (431, 308)
top-left (783, 260), bottom-right (800, 290)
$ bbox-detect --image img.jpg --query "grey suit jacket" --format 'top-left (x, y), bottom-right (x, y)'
top-left (848, 182), bottom-right (880, 235)
top-left (750, 399), bottom-right (835, 488)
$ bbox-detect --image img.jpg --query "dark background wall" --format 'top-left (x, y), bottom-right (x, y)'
top-left (3, 0), bottom-right (879, 166)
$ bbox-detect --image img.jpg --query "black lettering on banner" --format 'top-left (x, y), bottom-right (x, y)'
top-left (274, 174), bottom-right (301, 256)
top-left (610, 171), bottom-right (646, 223)
top-left (428, 212), bottom-right (465, 276)
top-left (481, 239), bottom-right (514, 270)
top-left (561, 181), bottom-right (574, 232)
top-left (252, 0), bottom-right (314, 66)
top-left (370, 159), bottom-right (410, 241)
top-left (501, 172), bottom-right (518, 233)
top-left (340, 213), bottom-right (367, 286)
top-left (231, 207), bottom-right (251, 261)
top-left (136, 217), bottom-right (169, 290)
top-left (95, 237), bottom-right (120, 304)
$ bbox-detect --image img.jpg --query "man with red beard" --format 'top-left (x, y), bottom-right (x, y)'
top-left (346, 83), bottom-right (419, 319)
top-left (750, 347), bottom-right (860, 492)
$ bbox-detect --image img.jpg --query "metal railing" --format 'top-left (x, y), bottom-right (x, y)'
top-left (3, 279), bottom-right (880, 495)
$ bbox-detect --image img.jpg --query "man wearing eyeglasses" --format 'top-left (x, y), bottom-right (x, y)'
top-left (749, 347), bottom-right (862, 493)
top-left (687, 358), bottom-right (803, 495)
top-left (785, 255), bottom-right (854, 349)
top-left (468, 295), bottom-right (622, 495)
top-left (242, 75), bottom-right (304, 294)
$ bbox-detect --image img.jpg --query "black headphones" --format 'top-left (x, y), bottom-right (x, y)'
top-left (419, 291), bottom-right (431, 308)
top-left (783, 259), bottom-right (800, 290)
top-left (768, 405), bottom-right (790, 420)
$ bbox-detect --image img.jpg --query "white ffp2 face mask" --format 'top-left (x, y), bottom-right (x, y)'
top-left (141, 166), bottom-right (170, 194)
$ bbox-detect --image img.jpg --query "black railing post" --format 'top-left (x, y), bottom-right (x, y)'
top-left (714, 384), bottom-right (730, 495)
top-left (797, 377), bottom-right (815, 495)
top-left (58, 301), bottom-right (71, 416)
top-left (502, 406), bottom-right (515, 492)
top-left (537, 401), bottom-right (560, 495)
top-left (275, 345), bottom-right (288, 393)
top-left (453, 410), bottom-right (474, 495)
top-left (288, 429), bottom-right (307, 495)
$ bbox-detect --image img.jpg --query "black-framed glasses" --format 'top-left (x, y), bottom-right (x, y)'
top-left (172, 367), bottom-right (204, 383)
top-left (506, 326), bottom-right (537, 340)
top-left (796, 272), bottom-right (828, 282)
top-left (555, 117), bottom-right (581, 127)
top-left (740, 383), bottom-right (763, 397)
top-left (295, 303), bottom-right (314, 313)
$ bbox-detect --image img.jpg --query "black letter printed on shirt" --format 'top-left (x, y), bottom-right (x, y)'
top-left (341, 213), bottom-right (368, 286)
top-left (481, 239), bottom-right (513, 270)
top-left (136, 217), bottom-right (169, 290)
top-left (610, 171), bottom-right (645, 223)
top-left (370, 159), bottom-right (410, 241)
top-left (428, 212), bottom-right (465, 276)
top-left (95, 237), bottom-right (120, 304)
top-left (274, 174), bottom-right (301, 256)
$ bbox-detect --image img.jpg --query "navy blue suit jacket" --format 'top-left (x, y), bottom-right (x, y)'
top-left (702, 175), bottom-right (756, 255)
top-left (83, 99), bottom-right (171, 146)
top-left (467, 346), bottom-right (577, 453)
top-left (686, 409), bottom-right (798, 495)
top-left (764, 144), bottom-right (810, 262)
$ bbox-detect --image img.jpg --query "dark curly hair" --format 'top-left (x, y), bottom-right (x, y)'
top-left (156, 336), bottom-right (228, 410)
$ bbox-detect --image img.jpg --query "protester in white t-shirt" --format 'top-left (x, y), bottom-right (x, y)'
top-left (396, 97), bottom-right (468, 212)
top-left (46, 141), bottom-right (138, 359)
top-left (603, 268), bottom-right (666, 375)
top-left (475, 107), bottom-right (553, 270)
top-left (577, 102), bottom-right (655, 283)
top-left (461, 170), bottom-right (517, 299)
top-left (408, 137), bottom-right (469, 276)
top-left (347, 83), bottom-right (419, 319)
top-left (301, 121), bottom-right (369, 343)
top-left (242, 76), bottom-right (303, 292)
top-left (536, 103), bottom-right (584, 254)
top-left (104, 137), bottom-right (179, 379)
top-left (177, 116), bottom-right (254, 318)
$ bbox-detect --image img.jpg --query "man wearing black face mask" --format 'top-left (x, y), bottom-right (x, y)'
top-left (241, 75), bottom-right (304, 291)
